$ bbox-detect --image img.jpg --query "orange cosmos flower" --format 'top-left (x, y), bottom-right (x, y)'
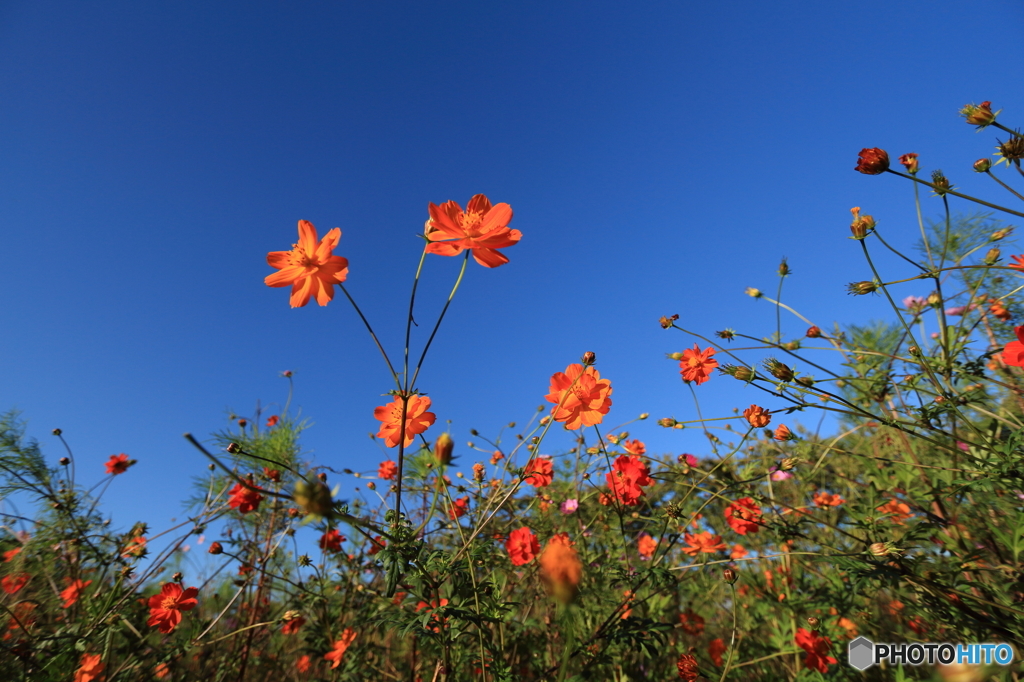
top-left (319, 529), bottom-right (345, 553)
top-left (1, 573), bottom-right (29, 594)
top-left (539, 538), bottom-right (583, 604)
top-left (424, 194), bottom-right (520, 268)
top-left (730, 544), bottom-right (748, 560)
top-left (794, 628), bottom-right (837, 673)
top-left (679, 609), bottom-right (705, 635)
top-left (377, 460), bottom-right (398, 480)
top-left (637, 534), bottom-right (657, 559)
top-left (147, 582), bottom-right (199, 633)
top-left (523, 456), bottom-right (554, 487)
top-left (265, 220), bottom-right (349, 308)
top-left (877, 499), bottom-right (913, 524)
top-left (1002, 326), bottom-right (1024, 368)
top-left (3, 547), bottom-right (21, 562)
top-left (266, 415), bottom-right (279, 427)
top-left (506, 527), bottom-right (539, 566)
top-left (545, 364), bottom-right (613, 430)
top-left (724, 497), bottom-right (762, 535)
top-left (73, 653), bottom-right (104, 682)
top-left (448, 496), bottom-right (469, 519)
top-left (679, 345), bottom-right (718, 385)
top-left (743, 404), bottom-right (771, 428)
top-left (61, 579), bottom-right (91, 608)
top-left (154, 663), bottom-right (170, 679)
top-left (323, 628), bottom-right (357, 669)
top-left (708, 638), bottom-right (727, 666)
top-left (374, 395), bottom-right (436, 448)
top-left (812, 491), bottom-right (845, 507)
top-left (104, 453), bottom-right (132, 475)
top-left (281, 615), bottom-right (305, 635)
top-left (773, 424), bottom-right (795, 441)
top-left (606, 454), bottom-right (652, 506)
top-left (295, 655), bottom-right (311, 673)
top-left (682, 532), bottom-right (726, 556)
top-left (622, 439), bottom-right (646, 455)
top-left (414, 598), bottom-right (449, 633)
top-left (677, 653), bottom-right (700, 681)
top-left (228, 482), bottom-right (263, 514)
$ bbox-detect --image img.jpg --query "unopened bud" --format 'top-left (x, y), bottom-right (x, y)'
top-left (658, 418), bottom-right (677, 428)
top-left (317, 472), bottom-right (327, 482)
top-left (984, 248), bottom-right (1001, 265)
top-left (366, 481), bottom-right (376, 490)
top-left (745, 287), bottom-right (762, 298)
top-left (226, 443), bottom-right (241, 454)
top-left (805, 326), bottom-right (821, 338)
top-left (898, 153), bottom-right (919, 174)
top-left (780, 457), bottom-right (797, 471)
top-left (298, 554), bottom-right (312, 567)
top-left (973, 158), bottom-right (992, 173)
top-left (796, 376), bottom-right (815, 387)
top-left (778, 258), bottom-right (791, 277)
top-left (991, 228), bottom-right (1012, 241)
top-left (434, 432), bottom-right (454, 465)
top-left (659, 314), bottom-right (679, 329)
top-left (668, 352), bottom-right (684, 361)
top-left (847, 281), bottom-right (877, 296)
top-left (639, 413), bottom-right (649, 420)
top-left (960, 101), bottom-right (997, 128)
top-left (581, 351), bottom-right (596, 366)
top-left (208, 542), bottom-right (223, 555)
top-left (172, 572), bottom-right (183, 583)
top-left (764, 358), bottom-right (794, 382)
top-left (927, 291), bottom-right (941, 307)
top-left (722, 568), bottom-right (738, 584)
top-left (849, 207), bottom-right (875, 239)
top-left (806, 616), bottom-right (820, 630)
top-left (59, 457), bottom-right (70, 466)
top-left (930, 170), bottom-right (952, 196)
top-left (52, 428), bottom-right (62, 436)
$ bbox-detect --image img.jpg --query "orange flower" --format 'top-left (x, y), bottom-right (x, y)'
top-left (855, 147), bottom-right (889, 174)
top-left (265, 220), bottom-right (349, 308)
top-left (1002, 326), bottom-right (1024, 368)
top-left (730, 544), bottom-right (748, 560)
top-left (742, 404), bottom-right (771, 428)
top-left (506, 527), bottom-right (539, 566)
top-left (323, 628), bottom-right (357, 669)
top-left (424, 194), bottom-right (520, 268)
top-left (1, 573), bottom-right (29, 594)
top-left (523, 456), bottom-right (554, 487)
top-left (228, 482), bottom-right (263, 514)
top-left (281, 615), bottom-right (305, 635)
top-left (378, 460), bottom-right (398, 480)
top-left (266, 415), bottom-right (279, 428)
top-left (708, 638), bottom-right (726, 666)
top-left (448, 496), bottom-right (469, 519)
top-left (104, 453), bottom-right (132, 475)
top-left (806, 325), bottom-right (822, 338)
top-left (989, 297), bottom-right (1012, 321)
top-left (898, 153), bottom-right (920, 174)
top-left (122, 535), bottom-right (147, 559)
top-left (147, 582), bottom-right (199, 633)
top-left (772, 424), bottom-right (794, 441)
top-left (545, 363), bottom-right (613, 430)
top-left (682, 532), bottom-right (726, 556)
top-left (73, 653), bottom-right (105, 682)
top-left (679, 609), bottom-right (705, 635)
top-left (676, 653), bottom-right (700, 681)
top-left (877, 499), bottom-right (912, 524)
top-left (296, 655), bottom-right (311, 673)
top-left (374, 395), bottom-right (436, 448)
top-left (724, 497), bottom-right (762, 535)
top-left (606, 454), bottom-right (652, 506)
top-left (812, 491), bottom-right (845, 507)
top-left (539, 539), bottom-right (583, 604)
top-left (367, 535), bottom-right (386, 555)
top-left (679, 345), bottom-right (718, 385)
top-left (794, 628), bottom-right (837, 673)
top-left (637, 534), bottom-right (657, 559)
top-left (319, 529), bottom-right (345, 553)
top-left (549, 532), bottom-right (573, 547)
top-left (414, 599), bottom-right (449, 633)
top-left (154, 662), bottom-right (170, 679)
top-left (3, 547), bottom-right (21, 562)
top-left (622, 439), bottom-right (646, 455)
top-left (61, 578), bottom-right (91, 608)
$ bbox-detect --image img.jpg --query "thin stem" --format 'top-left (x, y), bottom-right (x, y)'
top-left (912, 179), bottom-right (936, 269)
top-left (985, 170), bottom-right (1024, 202)
top-left (403, 250), bottom-right (429, 392)
top-left (410, 251), bottom-right (470, 389)
top-left (885, 169), bottom-right (1024, 218)
top-left (338, 283), bottom-right (400, 388)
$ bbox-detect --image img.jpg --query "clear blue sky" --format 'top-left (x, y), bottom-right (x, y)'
top-left (2, 1), bottom-right (1022, 538)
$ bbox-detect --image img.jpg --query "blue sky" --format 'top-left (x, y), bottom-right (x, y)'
top-left (1, 1), bottom-right (1022, 541)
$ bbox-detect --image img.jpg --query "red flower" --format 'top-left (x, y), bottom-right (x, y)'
top-left (855, 148), bottom-right (890, 174)
top-left (898, 153), bottom-right (919, 174)
top-left (208, 542), bottom-right (223, 555)
top-left (147, 582), bottom-right (199, 633)
top-left (724, 498), bottom-right (763, 535)
top-left (708, 638), bottom-right (726, 666)
top-left (506, 527), bottom-right (539, 566)
top-left (679, 345), bottom-right (718, 385)
top-left (262, 467), bottom-right (281, 482)
top-left (448, 496), bottom-right (470, 519)
top-left (682, 532), bottom-right (726, 556)
top-left (105, 453), bottom-right (132, 475)
top-left (228, 482), bottom-right (263, 514)
top-left (424, 194), bottom-right (520, 268)
top-left (742, 404), bottom-right (771, 428)
top-left (374, 395), bottom-right (436, 449)
top-left (61, 578), bottom-right (91, 608)
top-left (319, 529), bottom-right (346, 553)
top-left (812, 491), bottom-right (845, 507)
top-left (676, 653), bottom-right (700, 681)
top-left (323, 628), bottom-right (357, 669)
top-left (679, 609), bottom-right (705, 635)
top-left (266, 415), bottom-right (279, 427)
top-left (3, 547), bottom-right (21, 562)
top-left (1002, 326), bottom-right (1024, 368)
top-left (545, 363), bottom-right (613, 430)
top-left (378, 460), bottom-right (398, 480)
top-left (296, 655), bottom-right (311, 673)
top-left (1, 573), bottom-right (29, 594)
top-left (605, 455), bottom-right (652, 506)
top-left (523, 456), bottom-right (554, 487)
top-left (806, 325), bottom-right (821, 338)
top-left (637, 534), bottom-right (657, 559)
top-left (414, 598), bottom-right (450, 633)
top-left (367, 536), bottom-right (386, 556)
top-left (795, 628), bottom-right (837, 673)
top-left (73, 653), bottom-right (105, 682)
top-left (281, 615), bottom-right (305, 635)
top-left (265, 220), bottom-right (349, 308)
top-left (622, 439), bottom-right (646, 455)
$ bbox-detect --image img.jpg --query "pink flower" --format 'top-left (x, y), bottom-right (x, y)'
top-left (560, 498), bottom-right (579, 514)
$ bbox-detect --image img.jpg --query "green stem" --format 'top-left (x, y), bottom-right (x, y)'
top-left (886, 169), bottom-right (1024, 218)
top-left (985, 170), bottom-right (1024, 202)
top-left (403, 250), bottom-right (429, 392)
top-left (410, 251), bottom-right (471, 389)
top-left (338, 283), bottom-right (400, 388)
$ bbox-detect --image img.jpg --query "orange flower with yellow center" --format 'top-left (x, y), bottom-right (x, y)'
top-left (265, 220), bottom-right (349, 308)
top-left (424, 194), bottom-right (520, 268)
top-left (374, 395), bottom-right (436, 448)
top-left (545, 363), bottom-right (613, 430)
top-left (682, 531), bottom-right (727, 556)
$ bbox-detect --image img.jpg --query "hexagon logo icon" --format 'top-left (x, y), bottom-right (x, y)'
top-left (848, 636), bottom-right (875, 671)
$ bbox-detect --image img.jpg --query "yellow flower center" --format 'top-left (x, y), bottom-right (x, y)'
top-left (458, 210), bottom-right (484, 237)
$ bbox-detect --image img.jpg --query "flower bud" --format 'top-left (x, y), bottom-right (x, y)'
top-left (722, 568), bottom-right (738, 584)
top-left (237, 419), bottom-right (247, 428)
top-left (984, 248), bottom-right (1001, 265)
top-left (434, 433), bottom-right (454, 465)
top-left (317, 472), bottom-right (327, 482)
top-left (764, 358), bottom-right (794, 382)
top-left (973, 158), bottom-right (992, 173)
top-left (806, 616), bottom-right (820, 630)
top-left (715, 329), bottom-right (736, 340)
top-left (59, 457), bottom-right (70, 466)
top-left (639, 413), bottom-right (649, 420)
top-left (366, 481), bottom-right (376, 490)
top-left (778, 258), bottom-right (791, 277)
top-left (657, 417), bottom-right (677, 428)
top-left (997, 136), bottom-right (1024, 166)
top-left (847, 281), bottom-right (877, 296)
top-left (668, 352), bottom-right (684, 361)
top-left (298, 554), bottom-right (312, 567)
top-left (805, 325), bottom-right (822, 339)
top-left (898, 153), bottom-right (919, 174)
top-left (849, 207), bottom-right (875, 239)
top-left (991, 228), bottom-right (1012, 241)
top-left (780, 457), bottom-right (797, 471)
top-left (659, 314), bottom-right (679, 329)
top-left (745, 287), bottom-right (762, 298)
top-left (581, 351), bottom-right (596, 366)
top-left (172, 572), bottom-right (183, 583)
top-left (960, 101), bottom-right (997, 128)
top-left (52, 428), bottom-right (62, 436)
top-left (796, 376), bottom-right (815, 387)
top-left (282, 370), bottom-right (293, 377)
top-left (773, 424), bottom-right (795, 441)
top-left (293, 477), bottom-right (334, 520)
top-left (926, 291), bottom-right (942, 307)
top-left (930, 170), bottom-right (952, 196)
top-left (226, 443), bottom-right (241, 454)
top-left (208, 542), bottom-right (223, 555)
top-left (855, 147), bottom-right (889, 174)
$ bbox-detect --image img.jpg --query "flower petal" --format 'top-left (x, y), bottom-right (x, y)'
top-left (471, 247), bottom-right (509, 268)
top-left (478, 202), bottom-right (512, 233)
top-left (265, 266), bottom-right (306, 287)
top-left (425, 241), bottom-right (466, 257)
